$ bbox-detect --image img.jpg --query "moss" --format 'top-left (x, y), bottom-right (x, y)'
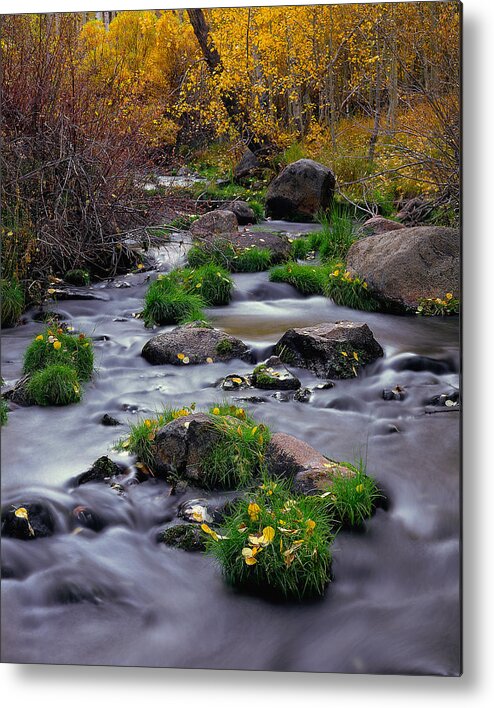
top-left (64, 269), bottom-right (90, 286)
top-left (158, 524), bottom-right (206, 552)
top-left (1, 278), bottom-right (24, 328)
top-left (216, 338), bottom-right (234, 355)
top-left (27, 364), bottom-right (81, 406)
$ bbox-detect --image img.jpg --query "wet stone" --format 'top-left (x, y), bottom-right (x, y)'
top-left (100, 413), bottom-right (122, 426)
top-left (1, 502), bottom-right (55, 541)
top-left (76, 456), bottom-right (123, 486)
top-left (221, 374), bottom-right (251, 391)
top-left (71, 505), bottom-right (107, 532)
top-left (251, 356), bottom-right (301, 391)
top-left (382, 385), bottom-right (407, 401)
top-left (294, 387), bottom-right (312, 403)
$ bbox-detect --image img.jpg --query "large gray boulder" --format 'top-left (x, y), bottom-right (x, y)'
top-left (265, 159), bottom-right (335, 221)
top-left (190, 209), bottom-right (238, 238)
top-left (142, 323), bottom-right (251, 365)
top-left (346, 226), bottom-right (460, 311)
top-left (275, 322), bottom-right (383, 379)
top-left (234, 149), bottom-right (260, 181)
top-left (227, 200), bottom-right (257, 225)
top-left (265, 432), bottom-right (355, 494)
top-left (359, 216), bottom-right (405, 237)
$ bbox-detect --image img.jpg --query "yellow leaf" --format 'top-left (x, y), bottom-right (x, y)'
top-left (242, 547), bottom-right (254, 558)
top-left (212, 407), bottom-right (220, 415)
top-left (306, 519), bottom-right (316, 533)
top-left (353, 351), bottom-right (359, 361)
top-left (248, 503), bottom-right (261, 521)
top-left (177, 353), bottom-right (185, 360)
top-left (262, 526), bottom-right (275, 543)
top-left (341, 351), bottom-right (348, 357)
top-left (206, 357), bottom-right (214, 364)
top-left (14, 507), bottom-right (29, 520)
top-left (245, 556), bottom-right (257, 566)
top-left (47, 288), bottom-right (56, 295)
top-left (53, 340), bottom-right (62, 350)
top-left (35, 335), bottom-right (44, 341)
top-left (232, 377), bottom-right (243, 384)
top-left (355, 483), bottom-right (364, 493)
top-left (182, 357), bottom-right (190, 364)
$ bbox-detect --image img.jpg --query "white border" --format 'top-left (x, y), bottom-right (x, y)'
top-left (2, 0), bottom-right (493, 705)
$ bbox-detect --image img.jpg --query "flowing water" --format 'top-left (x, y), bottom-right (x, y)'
top-left (0, 223), bottom-right (460, 674)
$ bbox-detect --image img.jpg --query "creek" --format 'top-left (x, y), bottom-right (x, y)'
top-left (1, 222), bottom-right (460, 674)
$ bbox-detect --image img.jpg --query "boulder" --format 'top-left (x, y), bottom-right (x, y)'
top-left (359, 216), bottom-right (405, 237)
top-left (142, 323), bottom-right (251, 366)
top-left (265, 159), bottom-right (335, 221)
top-left (153, 413), bottom-right (222, 481)
top-left (227, 200), bottom-right (257, 225)
top-left (195, 231), bottom-right (291, 264)
top-left (1, 502), bottom-right (55, 540)
top-left (275, 322), bottom-right (383, 379)
top-left (346, 226), bottom-right (460, 311)
top-left (265, 432), bottom-right (355, 494)
top-left (251, 356), bottom-right (300, 390)
top-left (190, 209), bottom-right (238, 238)
top-left (157, 524), bottom-right (206, 552)
top-left (234, 149), bottom-right (260, 180)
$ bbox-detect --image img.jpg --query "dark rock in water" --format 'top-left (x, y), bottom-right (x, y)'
top-left (142, 323), bottom-right (251, 366)
top-left (157, 524), bottom-right (206, 552)
top-left (154, 413), bottom-right (222, 482)
top-left (347, 226), bottom-right (460, 312)
top-left (3, 375), bottom-right (34, 407)
top-left (294, 387), bottom-right (312, 403)
top-left (389, 354), bottom-right (456, 375)
top-left (265, 159), bottom-right (335, 221)
top-left (359, 216), bottom-right (405, 237)
top-left (227, 200), bottom-right (257, 225)
top-left (235, 395), bottom-right (268, 404)
top-left (76, 456), bottom-right (122, 486)
top-left (49, 580), bottom-right (108, 605)
top-left (1, 502), bottom-right (55, 540)
top-left (265, 432), bottom-right (354, 494)
top-left (100, 413), bottom-right (122, 426)
top-left (221, 374), bottom-right (251, 391)
top-left (383, 385), bottom-right (407, 401)
top-left (190, 209), bottom-right (238, 238)
top-left (271, 391), bottom-right (292, 402)
top-left (315, 381), bottom-right (335, 390)
top-left (71, 505), bottom-right (107, 532)
top-left (251, 356), bottom-right (300, 390)
top-left (234, 148), bottom-right (260, 181)
top-left (275, 321), bottom-right (383, 379)
top-left (426, 391), bottom-right (460, 408)
top-left (46, 287), bottom-right (110, 302)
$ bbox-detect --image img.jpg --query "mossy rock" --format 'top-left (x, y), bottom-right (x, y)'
top-left (157, 524), bottom-right (206, 552)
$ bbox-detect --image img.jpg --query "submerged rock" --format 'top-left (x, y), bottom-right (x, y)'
top-left (142, 323), bottom-right (251, 366)
top-left (157, 524), bottom-right (206, 552)
top-left (265, 432), bottom-right (354, 494)
top-left (265, 159), bottom-right (335, 221)
top-left (294, 387), bottom-right (312, 403)
top-left (1, 502), bottom-right (55, 540)
top-left (177, 498), bottom-right (214, 524)
top-left (346, 226), bottom-right (460, 311)
top-left (251, 356), bottom-right (300, 390)
top-left (221, 374), bottom-right (251, 391)
top-left (382, 385), bottom-right (407, 401)
top-left (3, 375), bottom-right (34, 407)
top-left (190, 209), bottom-right (238, 238)
top-left (100, 413), bottom-right (122, 426)
top-left (275, 321), bottom-right (383, 379)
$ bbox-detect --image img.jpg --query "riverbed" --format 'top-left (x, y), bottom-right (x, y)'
top-left (0, 223), bottom-right (461, 674)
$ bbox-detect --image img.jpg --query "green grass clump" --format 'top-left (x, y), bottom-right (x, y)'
top-left (416, 293), bottom-right (459, 316)
top-left (290, 237), bottom-right (313, 260)
top-left (233, 247), bottom-right (272, 273)
top-left (64, 269), bottom-right (90, 286)
top-left (216, 338), bottom-right (234, 355)
top-left (179, 264), bottom-right (233, 306)
top-left (1, 278), bottom-right (24, 328)
top-left (324, 266), bottom-right (380, 312)
top-left (23, 327), bottom-right (94, 381)
top-left (27, 364), bottom-right (81, 406)
top-left (317, 208), bottom-right (357, 262)
top-left (269, 262), bottom-right (329, 295)
top-left (0, 382), bottom-right (8, 426)
top-left (142, 275), bottom-right (206, 327)
top-left (319, 461), bottom-right (382, 528)
top-left (203, 478), bottom-right (334, 599)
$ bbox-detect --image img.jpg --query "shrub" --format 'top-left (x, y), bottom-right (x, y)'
top-left (324, 267), bottom-right (380, 312)
top-left (23, 328), bottom-right (94, 381)
top-left (64, 269), bottom-right (90, 286)
top-left (203, 479), bottom-right (334, 599)
top-left (319, 461), bottom-right (382, 528)
top-left (233, 247), bottom-right (272, 273)
top-left (416, 293), bottom-right (459, 315)
top-left (27, 364), bottom-right (81, 406)
top-left (179, 264), bottom-right (233, 306)
top-left (1, 278), bottom-right (24, 328)
top-left (269, 262), bottom-right (328, 296)
top-left (142, 275), bottom-right (206, 327)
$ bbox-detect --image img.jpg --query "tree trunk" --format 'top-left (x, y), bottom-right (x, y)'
top-left (186, 8), bottom-right (272, 155)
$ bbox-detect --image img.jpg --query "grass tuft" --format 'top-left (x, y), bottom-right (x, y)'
top-left (324, 267), bottom-right (380, 312)
top-left (319, 460), bottom-right (382, 528)
top-left (142, 274), bottom-right (206, 327)
top-left (27, 364), bottom-right (81, 406)
top-left (179, 264), bottom-right (233, 306)
top-left (1, 278), bottom-right (24, 328)
top-left (203, 478), bottom-right (334, 599)
top-left (269, 262), bottom-right (329, 295)
top-left (23, 327), bottom-right (94, 381)
top-left (233, 247), bottom-right (272, 273)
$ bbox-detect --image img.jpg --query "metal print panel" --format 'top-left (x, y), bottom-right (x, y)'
top-left (0, 1), bottom-right (461, 675)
